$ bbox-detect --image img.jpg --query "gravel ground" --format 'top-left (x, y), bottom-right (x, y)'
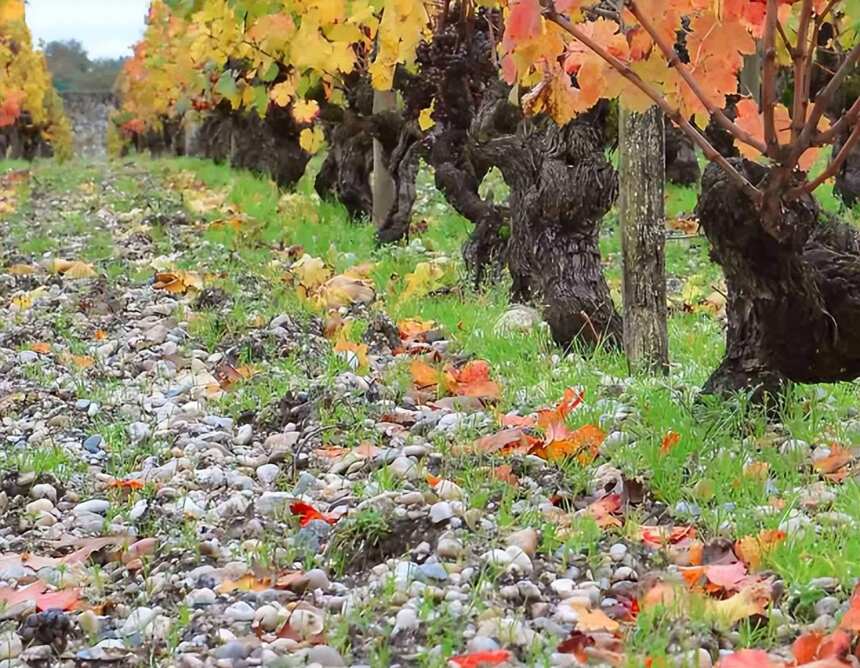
top-left (1, 161), bottom-right (860, 668)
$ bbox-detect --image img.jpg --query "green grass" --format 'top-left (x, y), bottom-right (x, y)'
top-left (4, 151), bottom-right (860, 664)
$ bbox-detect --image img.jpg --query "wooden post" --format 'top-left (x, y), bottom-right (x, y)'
top-left (619, 105), bottom-right (669, 375)
top-left (371, 90), bottom-right (397, 228)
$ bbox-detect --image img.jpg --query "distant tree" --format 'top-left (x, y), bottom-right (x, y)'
top-left (42, 39), bottom-right (124, 93)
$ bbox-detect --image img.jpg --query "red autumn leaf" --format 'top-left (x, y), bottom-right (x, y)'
top-left (813, 445), bottom-right (854, 478)
top-left (716, 649), bottom-right (781, 668)
top-left (453, 360), bottom-right (501, 400)
top-left (839, 584), bottom-right (860, 632)
top-left (490, 465), bottom-right (519, 486)
top-left (659, 431), bottom-right (681, 455)
top-left (583, 493), bottom-right (623, 528)
top-left (557, 631), bottom-right (594, 661)
top-left (640, 525), bottom-right (696, 547)
top-left (290, 502), bottom-right (336, 527)
top-left (499, 413), bottom-right (536, 428)
top-left (536, 387), bottom-right (585, 430)
top-left (449, 649), bottom-right (512, 668)
top-left (108, 478), bottom-right (145, 490)
top-left (36, 587), bottom-right (81, 611)
top-left (704, 562), bottom-right (748, 591)
top-left (793, 630), bottom-right (852, 665)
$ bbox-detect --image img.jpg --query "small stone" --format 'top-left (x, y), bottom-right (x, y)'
top-left (186, 588), bottom-right (216, 607)
top-left (393, 608), bottom-right (419, 634)
top-left (611, 567), bottom-right (637, 582)
top-left (307, 645), bottom-right (346, 667)
top-left (18, 351), bottom-right (38, 364)
top-left (253, 605), bottom-right (281, 632)
top-left (128, 422), bottom-right (151, 444)
top-left (304, 569), bottom-right (330, 591)
top-left (120, 608), bottom-right (157, 637)
top-left (255, 464), bottom-right (280, 486)
top-left (430, 502), bottom-right (454, 524)
top-left (609, 544), bottom-right (628, 562)
top-left (30, 484), bottom-right (57, 503)
top-left (434, 480), bottom-right (464, 501)
top-left (74, 499), bottom-right (110, 515)
top-left (396, 491), bottom-right (425, 506)
top-left (810, 577), bottom-right (839, 591)
top-left (780, 438), bottom-right (810, 458)
top-left (467, 636), bottom-right (500, 653)
top-left (506, 528), bottom-right (538, 557)
top-left (505, 546), bottom-right (533, 575)
top-left (814, 596), bottom-right (841, 617)
top-left (0, 633), bottom-right (22, 659)
top-left (25, 498), bottom-right (54, 514)
top-left (83, 435), bottom-right (103, 453)
top-left (437, 536), bottom-right (463, 560)
top-left (388, 456), bottom-right (418, 480)
top-left (235, 424), bottom-right (253, 445)
top-left (418, 562), bottom-right (448, 582)
top-left (224, 601), bottom-right (256, 623)
top-left (78, 610), bottom-right (100, 637)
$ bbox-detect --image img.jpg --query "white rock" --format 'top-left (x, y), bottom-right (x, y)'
top-left (120, 607), bottom-right (158, 637)
top-left (609, 543), bottom-right (628, 562)
top-left (504, 546), bottom-right (533, 575)
top-left (429, 502), bottom-right (454, 524)
top-left (393, 607), bottom-right (419, 635)
top-left (25, 498), bottom-right (54, 514)
top-left (29, 484), bottom-right (57, 503)
top-left (434, 480), bottom-right (463, 501)
top-left (256, 464), bottom-right (281, 486)
top-left (0, 633), bottom-right (22, 659)
top-left (74, 499), bottom-right (110, 515)
top-left (254, 605), bottom-right (282, 632)
top-left (225, 601), bottom-right (256, 623)
top-left (388, 457), bottom-right (418, 480)
top-left (235, 424), bottom-right (253, 445)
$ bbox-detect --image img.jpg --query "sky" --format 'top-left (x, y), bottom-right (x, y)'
top-left (26, 0), bottom-right (150, 60)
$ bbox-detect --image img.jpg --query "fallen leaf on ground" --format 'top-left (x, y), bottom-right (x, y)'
top-left (569, 604), bottom-right (621, 632)
top-left (290, 502), bottom-right (337, 527)
top-left (813, 445), bottom-right (854, 482)
top-left (30, 342), bottom-right (52, 354)
top-left (448, 649), bottom-right (512, 668)
top-left (659, 431), bottom-right (681, 455)
top-left (734, 530), bottom-right (785, 570)
top-left (153, 270), bottom-right (204, 295)
top-left (335, 340), bottom-right (369, 373)
top-left (581, 494), bottom-right (623, 529)
top-left (399, 260), bottom-right (450, 303)
top-left (838, 583), bottom-right (860, 632)
top-left (398, 318), bottom-right (436, 340)
top-left (50, 259), bottom-right (97, 279)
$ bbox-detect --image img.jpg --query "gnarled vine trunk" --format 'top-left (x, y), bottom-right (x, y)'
top-left (698, 159), bottom-right (860, 396)
top-left (834, 125), bottom-right (860, 206)
top-left (665, 122), bottom-right (701, 186)
top-left (473, 105), bottom-right (622, 349)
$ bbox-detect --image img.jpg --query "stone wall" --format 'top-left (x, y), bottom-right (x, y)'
top-left (60, 92), bottom-right (114, 160)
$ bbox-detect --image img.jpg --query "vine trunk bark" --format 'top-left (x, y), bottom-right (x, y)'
top-left (697, 159), bottom-right (860, 398)
top-left (619, 107), bottom-right (669, 375)
top-left (372, 90), bottom-right (397, 228)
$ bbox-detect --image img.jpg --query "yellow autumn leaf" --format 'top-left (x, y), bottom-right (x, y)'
top-left (269, 81), bottom-right (295, 107)
top-left (7, 263), bottom-right (36, 275)
top-left (418, 103), bottom-right (435, 131)
top-left (334, 339), bottom-right (370, 373)
top-left (399, 261), bottom-right (449, 303)
top-left (153, 271), bottom-right (204, 295)
top-left (291, 254), bottom-right (331, 290)
top-left (314, 275), bottom-right (375, 310)
top-left (292, 99), bottom-right (320, 124)
top-left (10, 286), bottom-right (46, 311)
top-left (50, 259), bottom-right (97, 279)
top-left (299, 126), bottom-right (326, 154)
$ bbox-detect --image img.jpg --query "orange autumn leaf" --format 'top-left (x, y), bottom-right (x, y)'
top-left (583, 493), bottom-right (623, 529)
top-left (838, 584), bottom-right (860, 632)
top-left (30, 342), bottom-right (51, 354)
top-left (449, 649), bottom-right (513, 668)
top-left (93, 329), bottom-right (108, 341)
top-left (490, 465), bottom-right (519, 486)
top-left (334, 339), bottom-right (369, 371)
top-left (640, 525), bottom-right (697, 547)
top-left (568, 604), bottom-right (621, 632)
top-left (410, 360), bottom-right (446, 389)
top-left (426, 474), bottom-right (442, 487)
top-left (660, 431), bottom-right (681, 455)
top-left (108, 478), bottom-right (145, 491)
top-left (536, 387), bottom-right (585, 430)
top-left (734, 530), bottom-right (786, 570)
top-left (534, 424), bottom-right (606, 463)
top-left (290, 502), bottom-right (336, 527)
top-left (397, 318), bottom-right (436, 340)
top-left (454, 360), bottom-right (501, 400)
top-left (813, 445), bottom-right (854, 480)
